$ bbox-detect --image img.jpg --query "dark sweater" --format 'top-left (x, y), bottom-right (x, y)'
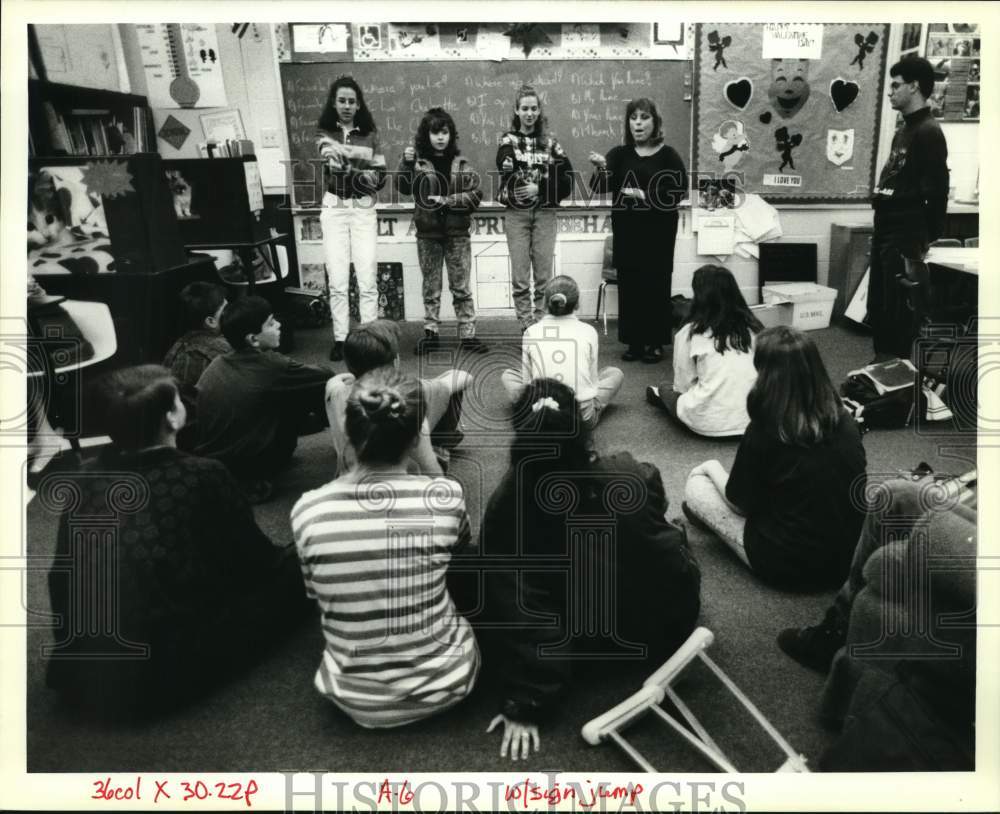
top-left (495, 130), bottom-right (573, 208)
top-left (872, 107), bottom-right (950, 242)
top-left (195, 349), bottom-right (333, 473)
top-left (726, 411), bottom-right (868, 589)
top-left (46, 446), bottom-right (306, 717)
top-left (481, 452), bottom-right (701, 723)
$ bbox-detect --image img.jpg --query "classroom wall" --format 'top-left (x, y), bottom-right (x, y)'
top-left (46, 22), bottom-right (977, 323)
top-left (116, 24), bottom-right (290, 193)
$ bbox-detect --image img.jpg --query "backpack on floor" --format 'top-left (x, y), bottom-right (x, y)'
top-left (840, 359), bottom-right (924, 430)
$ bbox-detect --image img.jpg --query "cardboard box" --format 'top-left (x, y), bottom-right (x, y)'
top-left (750, 301), bottom-right (794, 328)
top-left (761, 283), bottom-right (837, 330)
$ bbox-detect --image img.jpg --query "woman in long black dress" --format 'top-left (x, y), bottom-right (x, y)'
top-left (590, 98), bottom-right (687, 363)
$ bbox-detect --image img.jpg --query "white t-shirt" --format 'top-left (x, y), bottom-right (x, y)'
top-left (672, 323), bottom-right (757, 437)
top-left (521, 313), bottom-right (599, 402)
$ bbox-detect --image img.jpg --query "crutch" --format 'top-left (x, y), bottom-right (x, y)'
top-left (581, 627), bottom-right (810, 773)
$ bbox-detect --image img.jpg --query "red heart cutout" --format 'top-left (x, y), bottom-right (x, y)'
top-left (830, 79), bottom-right (860, 112)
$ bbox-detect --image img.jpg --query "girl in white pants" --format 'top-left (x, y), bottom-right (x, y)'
top-left (315, 76), bottom-right (386, 361)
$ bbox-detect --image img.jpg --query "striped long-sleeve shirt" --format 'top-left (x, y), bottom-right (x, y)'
top-left (291, 474), bottom-right (479, 728)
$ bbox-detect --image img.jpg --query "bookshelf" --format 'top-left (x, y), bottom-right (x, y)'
top-left (28, 79), bottom-right (156, 157)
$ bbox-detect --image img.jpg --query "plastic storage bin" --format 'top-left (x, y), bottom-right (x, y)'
top-left (761, 283), bottom-right (837, 331)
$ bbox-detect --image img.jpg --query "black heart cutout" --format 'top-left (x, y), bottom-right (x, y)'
top-left (759, 111), bottom-right (772, 124)
top-left (830, 79), bottom-right (860, 112)
top-left (724, 78), bottom-right (753, 110)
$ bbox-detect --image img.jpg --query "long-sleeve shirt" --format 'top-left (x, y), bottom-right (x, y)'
top-left (495, 130), bottom-right (573, 208)
top-left (195, 348), bottom-right (333, 467)
top-left (481, 453), bottom-right (701, 723)
top-left (163, 329), bottom-right (232, 394)
top-left (520, 313), bottom-right (600, 403)
top-left (315, 123), bottom-right (387, 199)
top-left (671, 324), bottom-right (757, 437)
top-left (292, 474), bottom-right (480, 727)
top-left (872, 107), bottom-right (949, 242)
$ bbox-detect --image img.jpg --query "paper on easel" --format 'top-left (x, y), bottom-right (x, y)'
top-left (697, 215), bottom-right (735, 256)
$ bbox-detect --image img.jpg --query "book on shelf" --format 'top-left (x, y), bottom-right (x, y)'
top-left (41, 102), bottom-right (154, 156)
top-left (195, 138), bottom-right (256, 159)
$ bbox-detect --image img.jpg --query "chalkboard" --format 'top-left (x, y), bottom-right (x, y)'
top-left (280, 59), bottom-right (690, 205)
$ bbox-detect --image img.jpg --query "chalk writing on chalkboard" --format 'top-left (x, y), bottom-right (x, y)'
top-left (280, 60), bottom-right (690, 205)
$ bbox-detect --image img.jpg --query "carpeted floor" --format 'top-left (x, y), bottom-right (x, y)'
top-left (24, 317), bottom-right (976, 773)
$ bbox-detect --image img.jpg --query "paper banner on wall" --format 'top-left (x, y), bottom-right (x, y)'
top-left (136, 24), bottom-right (227, 108)
top-left (292, 23), bottom-right (349, 53)
top-left (388, 24), bottom-right (441, 56)
top-left (475, 28), bottom-right (510, 60)
top-left (761, 24), bottom-right (823, 59)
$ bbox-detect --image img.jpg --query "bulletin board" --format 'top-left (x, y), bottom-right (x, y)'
top-left (692, 23), bottom-right (889, 202)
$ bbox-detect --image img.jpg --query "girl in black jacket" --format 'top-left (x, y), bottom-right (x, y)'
top-left (481, 378), bottom-right (701, 760)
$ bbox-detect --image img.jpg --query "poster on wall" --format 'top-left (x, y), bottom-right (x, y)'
top-left (693, 22), bottom-right (888, 202)
top-left (135, 23), bottom-right (227, 108)
top-left (924, 23), bottom-right (980, 121)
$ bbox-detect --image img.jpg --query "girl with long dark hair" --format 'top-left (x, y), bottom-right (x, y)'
top-left (682, 326), bottom-right (867, 588)
top-left (316, 76), bottom-right (387, 361)
top-left (483, 378), bottom-right (700, 759)
top-left (648, 264), bottom-right (762, 436)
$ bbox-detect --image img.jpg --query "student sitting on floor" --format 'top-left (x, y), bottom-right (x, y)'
top-left (647, 265), bottom-right (761, 437)
top-left (46, 365), bottom-right (309, 721)
top-left (163, 282), bottom-right (232, 394)
top-left (292, 368), bottom-right (480, 728)
top-left (482, 378), bottom-right (701, 760)
top-left (163, 282), bottom-right (232, 448)
top-left (325, 319), bottom-right (469, 475)
top-left (779, 473), bottom-right (976, 770)
top-left (682, 326), bottom-right (867, 589)
top-left (196, 295), bottom-right (334, 502)
top-left (500, 275), bottom-right (623, 429)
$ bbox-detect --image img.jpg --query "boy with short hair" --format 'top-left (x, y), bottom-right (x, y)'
top-left (325, 319), bottom-right (470, 475)
top-left (163, 282), bottom-right (232, 392)
top-left (196, 296), bottom-right (333, 500)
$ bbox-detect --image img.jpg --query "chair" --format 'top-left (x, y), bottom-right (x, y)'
top-left (964, 236), bottom-right (978, 248)
top-left (581, 627), bottom-right (810, 772)
top-left (27, 299), bottom-right (117, 453)
top-left (594, 234), bottom-right (618, 335)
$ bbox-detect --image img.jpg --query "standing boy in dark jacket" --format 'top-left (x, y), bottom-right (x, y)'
top-left (868, 56), bottom-right (950, 362)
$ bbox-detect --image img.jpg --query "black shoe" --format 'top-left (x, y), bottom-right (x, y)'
top-left (329, 341), bottom-right (344, 362)
top-left (415, 330), bottom-right (440, 355)
top-left (681, 501), bottom-right (712, 533)
top-left (622, 346), bottom-right (642, 362)
top-left (645, 385), bottom-right (662, 407)
top-left (777, 608), bottom-right (847, 673)
top-left (460, 336), bottom-right (488, 354)
top-left (642, 345), bottom-right (664, 364)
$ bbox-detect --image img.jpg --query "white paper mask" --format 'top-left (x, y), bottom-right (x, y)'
top-left (826, 128), bottom-right (855, 166)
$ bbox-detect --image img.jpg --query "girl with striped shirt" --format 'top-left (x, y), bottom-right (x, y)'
top-left (292, 368), bottom-right (479, 727)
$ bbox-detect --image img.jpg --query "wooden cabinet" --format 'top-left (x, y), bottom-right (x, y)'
top-left (828, 223), bottom-right (873, 320)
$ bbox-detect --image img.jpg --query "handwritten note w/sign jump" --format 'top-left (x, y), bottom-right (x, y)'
top-left (761, 24), bottom-right (823, 59)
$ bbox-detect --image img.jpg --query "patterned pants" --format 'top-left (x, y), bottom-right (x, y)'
top-left (417, 237), bottom-right (476, 337)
